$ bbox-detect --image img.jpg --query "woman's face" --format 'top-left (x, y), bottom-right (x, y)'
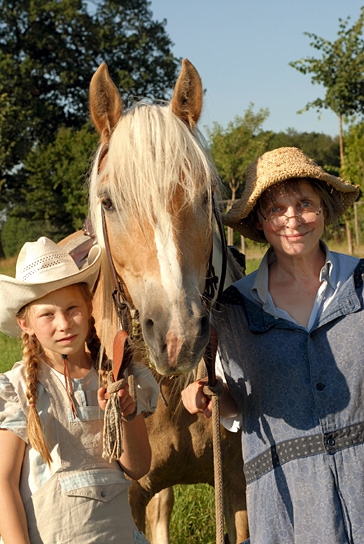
top-left (257, 180), bottom-right (324, 258)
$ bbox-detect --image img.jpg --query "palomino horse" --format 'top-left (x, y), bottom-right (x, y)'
top-left (85, 58), bottom-right (248, 543)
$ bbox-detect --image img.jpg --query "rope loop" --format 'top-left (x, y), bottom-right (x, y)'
top-left (203, 378), bottom-right (224, 398)
top-left (102, 371), bottom-right (136, 462)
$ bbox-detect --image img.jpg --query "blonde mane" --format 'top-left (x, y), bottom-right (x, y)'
top-left (88, 100), bottom-right (219, 239)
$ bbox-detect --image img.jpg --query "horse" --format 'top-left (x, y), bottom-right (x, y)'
top-left (84, 58), bottom-right (248, 543)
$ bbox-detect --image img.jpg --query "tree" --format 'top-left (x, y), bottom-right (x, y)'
top-left (267, 129), bottom-right (340, 173)
top-left (206, 104), bottom-right (271, 247)
top-left (94, 0), bottom-right (179, 101)
top-left (0, 0), bottom-right (180, 250)
top-left (206, 104), bottom-right (271, 203)
top-left (341, 122), bottom-right (364, 246)
top-left (0, 0), bottom-right (96, 192)
top-left (1, 123), bottom-right (99, 256)
top-left (23, 124), bottom-right (98, 232)
top-left (289, 7), bottom-right (364, 166)
top-left (341, 122), bottom-right (364, 190)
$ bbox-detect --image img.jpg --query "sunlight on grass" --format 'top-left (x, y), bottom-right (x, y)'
top-left (168, 484), bottom-right (216, 544)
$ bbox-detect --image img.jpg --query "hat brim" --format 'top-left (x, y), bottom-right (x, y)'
top-left (0, 245), bottom-right (101, 337)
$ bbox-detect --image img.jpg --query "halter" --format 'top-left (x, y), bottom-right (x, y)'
top-left (97, 140), bottom-right (228, 388)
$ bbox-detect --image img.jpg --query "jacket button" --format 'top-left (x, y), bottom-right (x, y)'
top-left (316, 382), bottom-right (325, 391)
top-left (101, 491), bottom-right (106, 498)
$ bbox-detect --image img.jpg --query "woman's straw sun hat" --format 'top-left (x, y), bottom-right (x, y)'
top-left (224, 147), bottom-right (360, 243)
top-left (0, 236), bottom-right (101, 337)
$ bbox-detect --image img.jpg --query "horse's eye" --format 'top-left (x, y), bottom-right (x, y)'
top-left (101, 196), bottom-right (114, 211)
top-left (201, 190), bottom-right (209, 206)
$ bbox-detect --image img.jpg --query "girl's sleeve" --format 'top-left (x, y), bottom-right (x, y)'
top-left (0, 373), bottom-right (28, 442)
top-left (129, 362), bottom-right (159, 416)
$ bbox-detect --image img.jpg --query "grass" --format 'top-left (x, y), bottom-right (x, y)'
top-left (0, 240), bottom-right (363, 542)
top-left (168, 484), bottom-right (216, 543)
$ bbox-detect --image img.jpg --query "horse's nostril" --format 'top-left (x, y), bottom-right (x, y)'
top-left (144, 318), bottom-right (154, 333)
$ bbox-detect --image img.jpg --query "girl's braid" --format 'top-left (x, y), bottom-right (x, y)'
top-left (86, 314), bottom-right (111, 387)
top-left (22, 331), bottom-right (52, 465)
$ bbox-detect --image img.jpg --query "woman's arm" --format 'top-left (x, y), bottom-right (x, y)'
top-left (0, 429), bottom-right (30, 544)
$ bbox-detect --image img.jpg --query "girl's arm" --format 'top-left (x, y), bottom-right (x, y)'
top-left (181, 378), bottom-right (238, 419)
top-left (0, 429), bottom-right (30, 544)
top-left (118, 412), bottom-right (151, 480)
top-left (98, 385), bottom-right (151, 480)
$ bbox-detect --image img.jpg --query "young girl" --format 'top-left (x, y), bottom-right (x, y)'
top-left (0, 236), bottom-right (158, 543)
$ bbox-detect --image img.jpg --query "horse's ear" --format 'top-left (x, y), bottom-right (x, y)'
top-left (89, 63), bottom-right (122, 142)
top-left (171, 59), bottom-right (203, 129)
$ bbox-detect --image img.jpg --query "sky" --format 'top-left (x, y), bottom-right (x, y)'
top-left (149, 0), bottom-right (364, 138)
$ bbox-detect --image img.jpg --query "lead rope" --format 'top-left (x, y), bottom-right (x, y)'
top-left (102, 331), bottom-right (137, 462)
top-left (201, 199), bottom-right (228, 544)
top-left (203, 325), bottom-right (225, 544)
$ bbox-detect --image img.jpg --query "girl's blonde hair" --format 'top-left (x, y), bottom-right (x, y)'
top-left (17, 283), bottom-right (110, 464)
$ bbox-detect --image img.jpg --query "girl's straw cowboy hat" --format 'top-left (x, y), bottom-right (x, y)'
top-left (0, 236), bottom-right (101, 337)
top-left (224, 147), bottom-right (360, 243)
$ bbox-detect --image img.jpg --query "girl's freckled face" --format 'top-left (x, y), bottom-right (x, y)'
top-left (17, 285), bottom-right (91, 362)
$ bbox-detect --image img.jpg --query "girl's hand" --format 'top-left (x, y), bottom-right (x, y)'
top-left (181, 379), bottom-right (213, 418)
top-left (117, 384), bottom-right (136, 417)
top-left (97, 384), bottom-right (136, 417)
top-left (97, 387), bottom-right (108, 411)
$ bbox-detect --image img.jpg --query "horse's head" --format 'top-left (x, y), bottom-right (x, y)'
top-left (89, 59), bottom-right (220, 375)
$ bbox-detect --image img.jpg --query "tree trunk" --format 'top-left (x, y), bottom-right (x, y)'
top-left (339, 114), bottom-right (344, 167)
top-left (346, 219), bottom-right (353, 255)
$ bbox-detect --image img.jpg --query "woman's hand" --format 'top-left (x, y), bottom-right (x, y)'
top-left (181, 379), bottom-right (213, 418)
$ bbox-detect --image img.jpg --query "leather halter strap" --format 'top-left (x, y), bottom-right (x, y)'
top-left (101, 207), bottom-right (138, 335)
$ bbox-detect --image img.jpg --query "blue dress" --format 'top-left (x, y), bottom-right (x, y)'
top-left (215, 247), bottom-right (364, 543)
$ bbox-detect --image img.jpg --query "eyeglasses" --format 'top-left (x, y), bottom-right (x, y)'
top-left (259, 205), bottom-right (322, 228)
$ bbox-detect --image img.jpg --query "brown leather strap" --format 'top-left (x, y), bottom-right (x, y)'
top-left (112, 330), bottom-right (133, 381)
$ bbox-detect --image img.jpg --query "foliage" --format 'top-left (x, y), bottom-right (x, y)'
top-left (0, 0), bottom-right (180, 248)
top-left (341, 122), bottom-right (364, 190)
top-left (206, 104), bottom-right (271, 201)
top-left (0, 91), bottom-right (17, 187)
top-left (0, 331), bottom-right (21, 372)
top-left (267, 129), bottom-right (340, 173)
top-left (1, 217), bottom-right (53, 258)
top-left (289, 7), bottom-right (364, 164)
top-left (94, 0), bottom-right (179, 102)
top-left (289, 7), bottom-right (364, 119)
top-left (23, 124), bottom-right (98, 229)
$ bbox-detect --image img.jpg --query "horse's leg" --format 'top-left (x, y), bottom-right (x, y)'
top-left (146, 487), bottom-right (175, 544)
top-left (223, 478), bottom-right (249, 544)
top-left (128, 480), bottom-right (150, 534)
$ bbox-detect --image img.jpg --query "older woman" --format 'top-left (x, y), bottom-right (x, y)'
top-left (182, 147), bottom-right (362, 543)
